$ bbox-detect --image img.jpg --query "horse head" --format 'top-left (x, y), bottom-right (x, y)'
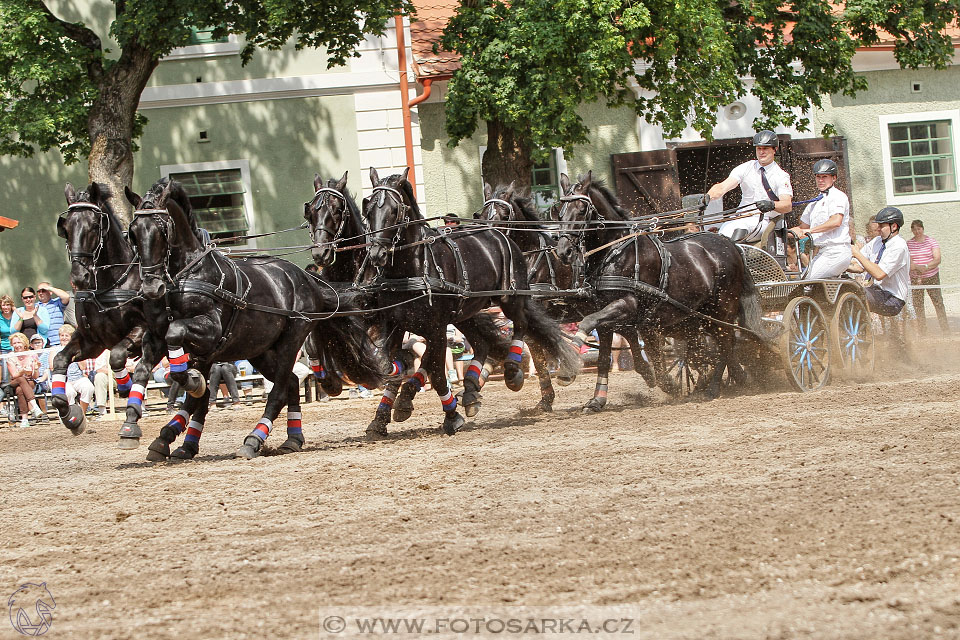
top-left (480, 181), bottom-right (517, 224)
top-left (61, 182), bottom-right (119, 290)
top-left (305, 171), bottom-right (355, 268)
top-left (555, 171), bottom-right (595, 265)
top-left (127, 181), bottom-right (200, 299)
top-left (363, 166), bottom-right (418, 268)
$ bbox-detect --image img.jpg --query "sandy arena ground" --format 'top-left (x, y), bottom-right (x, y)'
top-left (2, 337), bottom-right (960, 639)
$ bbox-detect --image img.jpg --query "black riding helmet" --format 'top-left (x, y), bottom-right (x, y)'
top-left (753, 130), bottom-right (779, 148)
top-left (875, 206), bottom-right (904, 229)
top-left (812, 159), bottom-right (838, 175)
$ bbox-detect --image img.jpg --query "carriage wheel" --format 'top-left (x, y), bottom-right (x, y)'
top-left (830, 292), bottom-right (875, 380)
top-left (663, 338), bottom-right (703, 397)
top-left (779, 297), bottom-right (831, 392)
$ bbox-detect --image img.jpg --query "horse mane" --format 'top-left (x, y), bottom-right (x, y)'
top-left (328, 177), bottom-right (365, 232)
top-left (492, 185), bottom-right (543, 226)
top-left (582, 175), bottom-right (631, 221)
top-left (147, 177), bottom-right (205, 243)
top-left (397, 176), bottom-right (423, 220)
top-left (85, 183), bottom-right (125, 236)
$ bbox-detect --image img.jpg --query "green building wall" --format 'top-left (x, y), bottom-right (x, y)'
top-left (814, 65), bottom-right (960, 310)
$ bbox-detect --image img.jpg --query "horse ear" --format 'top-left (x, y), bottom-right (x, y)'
top-left (88, 182), bottom-right (101, 203)
top-left (314, 173), bottom-right (323, 192)
top-left (581, 171), bottom-right (593, 191)
top-left (369, 167), bottom-right (380, 186)
top-left (124, 186), bottom-right (142, 209)
top-left (504, 181), bottom-right (515, 201)
top-left (400, 166), bottom-right (410, 183)
top-left (158, 180), bottom-right (174, 206)
top-left (65, 183), bottom-right (77, 205)
top-left (336, 171), bottom-right (348, 191)
top-left (483, 182), bottom-right (493, 201)
top-left (560, 173), bottom-right (571, 194)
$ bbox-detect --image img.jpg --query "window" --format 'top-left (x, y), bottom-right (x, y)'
top-left (888, 120), bottom-right (955, 195)
top-left (879, 110), bottom-right (960, 206)
top-left (531, 152), bottom-right (560, 212)
top-left (188, 26), bottom-right (229, 46)
top-left (160, 160), bottom-right (255, 248)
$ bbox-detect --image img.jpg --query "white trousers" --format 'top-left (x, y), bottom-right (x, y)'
top-left (805, 244), bottom-right (852, 280)
top-left (718, 214), bottom-right (770, 242)
top-left (262, 362), bottom-right (311, 394)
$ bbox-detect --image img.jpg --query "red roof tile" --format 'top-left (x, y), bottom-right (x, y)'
top-left (409, 0), bottom-right (461, 80)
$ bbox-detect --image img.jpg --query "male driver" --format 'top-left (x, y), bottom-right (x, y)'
top-left (707, 130), bottom-right (793, 242)
top-left (850, 207), bottom-right (911, 317)
top-left (36, 281), bottom-right (71, 346)
top-left (788, 159), bottom-right (851, 279)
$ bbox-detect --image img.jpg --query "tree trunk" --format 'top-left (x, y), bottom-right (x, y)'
top-left (87, 44), bottom-right (158, 225)
top-left (482, 119), bottom-right (533, 194)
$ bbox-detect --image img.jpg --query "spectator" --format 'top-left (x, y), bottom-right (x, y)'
top-left (0, 294), bottom-right (23, 354)
top-left (56, 325), bottom-right (108, 417)
top-left (6, 332), bottom-right (46, 426)
top-left (151, 357), bottom-right (184, 412)
top-left (209, 362), bottom-right (242, 410)
top-left (907, 219), bottom-right (950, 335)
top-left (30, 334), bottom-right (51, 398)
top-left (850, 207), bottom-right (911, 318)
top-left (36, 281), bottom-right (71, 345)
top-left (856, 215), bottom-right (879, 248)
top-left (16, 287), bottom-right (50, 343)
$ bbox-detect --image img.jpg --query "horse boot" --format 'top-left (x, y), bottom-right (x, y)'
top-left (366, 388), bottom-right (394, 438)
top-left (170, 440), bottom-right (200, 461)
top-left (63, 404), bottom-right (86, 436)
top-left (582, 377), bottom-right (608, 413)
top-left (460, 378), bottom-right (483, 418)
top-left (441, 410), bottom-right (465, 435)
top-left (117, 402), bottom-right (145, 449)
top-left (503, 340), bottom-right (525, 392)
top-left (146, 425), bottom-right (182, 462)
top-left (276, 433), bottom-right (304, 455)
top-left (182, 368), bottom-right (207, 399)
top-left (393, 370), bottom-right (425, 422)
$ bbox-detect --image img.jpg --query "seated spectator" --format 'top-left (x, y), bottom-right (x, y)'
top-left (209, 362), bottom-right (242, 410)
top-left (151, 357), bottom-right (184, 412)
top-left (16, 287), bottom-right (51, 343)
top-left (6, 332), bottom-right (46, 426)
top-left (56, 325), bottom-right (108, 416)
top-left (0, 294), bottom-right (23, 354)
top-left (30, 334), bottom-right (51, 397)
top-left (36, 282), bottom-right (71, 346)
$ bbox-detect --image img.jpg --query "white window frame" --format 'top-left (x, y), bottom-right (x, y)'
top-left (477, 146), bottom-right (569, 198)
top-left (163, 34), bottom-right (242, 61)
top-left (878, 109), bottom-right (960, 206)
top-left (159, 159), bottom-right (257, 249)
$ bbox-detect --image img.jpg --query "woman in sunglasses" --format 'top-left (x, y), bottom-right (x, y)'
top-left (15, 287), bottom-right (50, 344)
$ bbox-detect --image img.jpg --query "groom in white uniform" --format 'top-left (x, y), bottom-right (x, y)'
top-left (707, 130), bottom-right (793, 242)
top-left (788, 159), bottom-right (852, 279)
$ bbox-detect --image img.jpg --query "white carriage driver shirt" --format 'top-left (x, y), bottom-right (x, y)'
top-left (729, 159), bottom-right (793, 218)
top-left (800, 187), bottom-right (850, 246)
top-left (863, 234), bottom-right (911, 303)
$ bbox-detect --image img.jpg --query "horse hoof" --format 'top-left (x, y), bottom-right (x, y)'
top-left (63, 405), bottom-right (86, 435)
top-left (170, 443), bottom-right (198, 461)
top-left (534, 398), bottom-right (554, 413)
top-left (320, 376), bottom-right (343, 397)
top-left (464, 401), bottom-right (481, 418)
top-left (582, 399), bottom-right (605, 414)
top-left (185, 369), bottom-right (207, 398)
top-left (556, 375), bottom-right (576, 387)
top-left (146, 438), bottom-right (171, 462)
top-left (118, 421), bottom-right (142, 442)
top-left (234, 436), bottom-right (263, 460)
top-left (276, 437), bottom-right (304, 455)
top-left (441, 412), bottom-right (465, 435)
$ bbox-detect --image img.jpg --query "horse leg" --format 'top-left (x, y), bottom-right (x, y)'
top-left (146, 393), bottom-right (202, 461)
top-left (235, 344), bottom-right (300, 459)
top-left (365, 333), bottom-right (408, 437)
top-left (583, 329), bottom-right (614, 413)
top-left (277, 373), bottom-right (306, 454)
top-left (528, 341), bottom-right (556, 413)
top-left (108, 337), bottom-right (136, 399)
top-left (391, 348), bottom-right (422, 423)
top-left (169, 384), bottom-right (212, 460)
top-left (116, 331), bottom-right (165, 449)
top-left (454, 316), bottom-right (502, 418)
top-left (421, 330), bottom-right (464, 435)
top-left (49, 333), bottom-right (93, 434)
top-left (498, 296), bottom-right (528, 392)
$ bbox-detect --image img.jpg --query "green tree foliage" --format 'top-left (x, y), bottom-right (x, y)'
top-left (440, 0), bottom-right (959, 183)
top-left (0, 0), bottom-right (411, 215)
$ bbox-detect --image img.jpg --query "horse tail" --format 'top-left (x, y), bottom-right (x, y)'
top-left (313, 313), bottom-right (387, 390)
top-left (520, 297), bottom-right (581, 378)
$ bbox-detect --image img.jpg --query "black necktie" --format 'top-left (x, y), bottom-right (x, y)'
top-left (758, 166), bottom-right (778, 201)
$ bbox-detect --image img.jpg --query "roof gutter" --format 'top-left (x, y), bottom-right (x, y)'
top-left (409, 78), bottom-right (433, 106)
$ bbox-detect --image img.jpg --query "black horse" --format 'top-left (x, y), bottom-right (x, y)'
top-left (52, 183), bottom-right (147, 436)
top-left (360, 167), bottom-right (580, 435)
top-left (554, 172), bottom-right (764, 407)
top-left (126, 180), bottom-right (384, 460)
top-left (480, 181), bottom-right (656, 410)
top-left (303, 171), bottom-right (512, 433)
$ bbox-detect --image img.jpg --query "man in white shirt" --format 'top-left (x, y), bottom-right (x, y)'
top-left (788, 159), bottom-right (851, 279)
top-left (850, 207), bottom-right (911, 316)
top-left (706, 130), bottom-right (794, 241)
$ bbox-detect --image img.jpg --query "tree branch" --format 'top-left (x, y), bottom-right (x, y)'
top-left (24, 0), bottom-right (103, 81)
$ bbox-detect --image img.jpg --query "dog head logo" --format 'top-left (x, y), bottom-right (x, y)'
top-left (8, 583), bottom-right (56, 636)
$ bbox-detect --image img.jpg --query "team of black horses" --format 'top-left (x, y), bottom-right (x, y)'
top-left (51, 168), bottom-right (764, 460)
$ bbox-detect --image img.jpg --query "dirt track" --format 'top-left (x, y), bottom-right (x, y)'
top-left (2, 338), bottom-right (960, 639)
